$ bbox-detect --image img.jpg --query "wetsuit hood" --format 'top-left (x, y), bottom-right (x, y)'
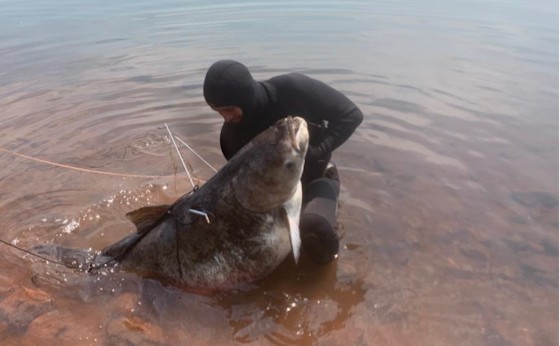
top-left (203, 60), bottom-right (265, 118)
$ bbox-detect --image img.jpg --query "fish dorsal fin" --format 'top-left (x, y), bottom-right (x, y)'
top-left (282, 182), bottom-right (303, 263)
top-left (126, 204), bottom-right (170, 234)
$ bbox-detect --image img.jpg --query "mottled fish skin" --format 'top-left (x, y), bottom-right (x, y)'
top-left (103, 116), bottom-right (309, 291)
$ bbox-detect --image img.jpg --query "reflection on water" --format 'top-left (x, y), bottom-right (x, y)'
top-left (0, 0), bottom-right (557, 345)
top-left (216, 257), bottom-right (366, 344)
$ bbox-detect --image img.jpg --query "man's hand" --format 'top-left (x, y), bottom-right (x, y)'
top-left (305, 145), bottom-right (323, 163)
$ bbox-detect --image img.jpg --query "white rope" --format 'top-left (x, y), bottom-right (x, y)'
top-left (174, 135), bottom-right (218, 173)
top-left (164, 123), bottom-right (195, 189)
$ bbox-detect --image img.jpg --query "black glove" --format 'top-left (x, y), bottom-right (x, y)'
top-left (305, 145), bottom-right (323, 163)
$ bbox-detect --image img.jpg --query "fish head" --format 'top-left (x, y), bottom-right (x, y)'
top-left (232, 116), bottom-right (309, 212)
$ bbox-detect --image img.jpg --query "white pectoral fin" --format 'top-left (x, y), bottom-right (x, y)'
top-left (287, 212), bottom-right (301, 264)
top-left (283, 182), bottom-right (302, 264)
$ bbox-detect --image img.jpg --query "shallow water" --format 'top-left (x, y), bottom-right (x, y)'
top-left (0, 0), bottom-right (558, 345)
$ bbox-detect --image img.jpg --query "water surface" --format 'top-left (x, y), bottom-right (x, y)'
top-left (0, 0), bottom-right (558, 345)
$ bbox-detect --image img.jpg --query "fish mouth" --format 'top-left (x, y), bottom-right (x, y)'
top-left (286, 116), bottom-right (309, 155)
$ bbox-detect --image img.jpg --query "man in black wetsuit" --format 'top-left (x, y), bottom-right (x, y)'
top-left (203, 60), bottom-right (363, 264)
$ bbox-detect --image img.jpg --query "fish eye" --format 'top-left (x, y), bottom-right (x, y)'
top-left (284, 161), bottom-right (295, 170)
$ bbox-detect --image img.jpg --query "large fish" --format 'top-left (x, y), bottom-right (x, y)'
top-left (36, 116), bottom-right (309, 292)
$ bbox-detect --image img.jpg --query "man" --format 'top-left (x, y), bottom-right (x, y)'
top-left (203, 60), bottom-right (363, 264)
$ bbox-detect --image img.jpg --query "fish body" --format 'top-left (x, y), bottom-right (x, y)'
top-left (100, 116), bottom-right (309, 291)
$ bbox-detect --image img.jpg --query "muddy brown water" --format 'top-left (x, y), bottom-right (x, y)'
top-left (0, 1), bottom-right (557, 345)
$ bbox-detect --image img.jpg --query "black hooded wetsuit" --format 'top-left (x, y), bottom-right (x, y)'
top-left (203, 60), bottom-right (363, 264)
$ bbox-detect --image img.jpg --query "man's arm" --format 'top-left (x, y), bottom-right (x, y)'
top-left (284, 74), bottom-right (363, 158)
top-left (220, 122), bottom-right (242, 160)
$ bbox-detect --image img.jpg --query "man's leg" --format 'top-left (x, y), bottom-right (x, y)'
top-left (300, 164), bottom-right (340, 264)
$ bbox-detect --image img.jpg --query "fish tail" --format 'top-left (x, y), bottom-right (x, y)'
top-left (31, 244), bottom-right (101, 272)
